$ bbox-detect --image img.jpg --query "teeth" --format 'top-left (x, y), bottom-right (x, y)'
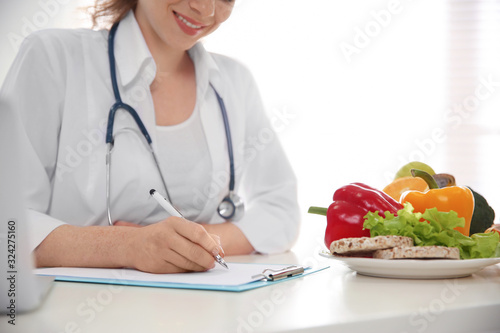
top-left (175, 13), bottom-right (202, 29)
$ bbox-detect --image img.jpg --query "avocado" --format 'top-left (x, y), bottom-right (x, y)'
top-left (468, 187), bottom-right (495, 234)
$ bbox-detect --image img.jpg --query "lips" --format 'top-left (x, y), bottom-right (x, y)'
top-left (173, 11), bottom-right (206, 36)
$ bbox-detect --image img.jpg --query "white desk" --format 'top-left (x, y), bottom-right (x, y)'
top-left (4, 222), bottom-right (500, 333)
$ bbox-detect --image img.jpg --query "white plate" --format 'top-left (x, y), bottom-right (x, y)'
top-left (319, 251), bottom-right (500, 279)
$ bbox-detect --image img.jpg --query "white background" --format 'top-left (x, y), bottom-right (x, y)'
top-left (1, 0), bottom-right (498, 224)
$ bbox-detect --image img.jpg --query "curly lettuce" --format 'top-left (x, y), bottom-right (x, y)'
top-left (363, 202), bottom-right (500, 259)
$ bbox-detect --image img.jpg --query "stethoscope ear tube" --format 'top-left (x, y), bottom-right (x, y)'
top-left (106, 102), bottom-right (152, 144)
top-left (211, 84), bottom-right (236, 193)
top-left (106, 22), bottom-right (152, 146)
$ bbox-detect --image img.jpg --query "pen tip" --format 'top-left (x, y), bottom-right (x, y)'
top-left (215, 254), bottom-right (229, 269)
top-left (149, 189), bottom-right (155, 195)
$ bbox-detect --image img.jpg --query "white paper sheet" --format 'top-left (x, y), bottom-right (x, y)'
top-left (36, 263), bottom-right (297, 287)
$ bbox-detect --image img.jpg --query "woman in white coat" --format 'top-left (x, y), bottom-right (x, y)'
top-left (0, 0), bottom-right (300, 273)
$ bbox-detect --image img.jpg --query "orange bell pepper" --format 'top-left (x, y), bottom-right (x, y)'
top-left (400, 170), bottom-right (475, 236)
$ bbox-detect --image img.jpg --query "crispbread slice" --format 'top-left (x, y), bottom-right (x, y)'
top-left (329, 235), bottom-right (414, 255)
top-left (373, 246), bottom-right (460, 260)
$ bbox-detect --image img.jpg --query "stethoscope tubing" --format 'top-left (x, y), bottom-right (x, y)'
top-left (211, 84), bottom-right (235, 192)
top-left (105, 21), bottom-right (242, 225)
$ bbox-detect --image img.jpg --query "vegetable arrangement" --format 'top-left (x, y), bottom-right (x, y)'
top-left (364, 203), bottom-right (500, 259)
top-left (308, 162), bottom-right (500, 260)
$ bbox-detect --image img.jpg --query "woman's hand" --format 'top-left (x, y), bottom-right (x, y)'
top-left (127, 217), bottom-right (225, 274)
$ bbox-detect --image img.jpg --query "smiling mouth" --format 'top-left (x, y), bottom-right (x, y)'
top-left (174, 12), bottom-right (203, 29)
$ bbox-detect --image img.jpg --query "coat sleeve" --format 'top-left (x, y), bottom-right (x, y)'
top-left (0, 32), bottom-right (67, 252)
top-left (230, 66), bottom-right (301, 254)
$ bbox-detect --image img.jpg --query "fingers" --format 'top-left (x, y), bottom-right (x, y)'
top-left (158, 243), bottom-right (212, 272)
top-left (168, 236), bottom-right (215, 269)
top-left (136, 257), bottom-right (200, 274)
top-left (130, 218), bottom-right (224, 274)
top-left (210, 234), bottom-right (224, 257)
top-left (132, 230), bottom-right (212, 273)
top-left (173, 219), bottom-right (224, 258)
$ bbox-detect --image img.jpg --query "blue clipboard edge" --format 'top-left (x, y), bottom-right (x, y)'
top-left (37, 264), bottom-right (330, 292)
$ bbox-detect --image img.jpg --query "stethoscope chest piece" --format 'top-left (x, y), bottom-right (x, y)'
top-left (218, 191), bottom-right (244, 221)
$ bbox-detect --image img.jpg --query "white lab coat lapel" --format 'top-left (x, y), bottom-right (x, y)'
top-left (113, 11), bottom-right (158, 148)
top-left (190, 44), bottom-right (230, 223)
top-left (197, 87), bottom-right (229, 222)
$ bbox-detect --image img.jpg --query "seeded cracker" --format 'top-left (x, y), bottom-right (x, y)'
top-left (329, 235), bottom-right (414, 256)
top-left (373, 246), bottom-right (460, 260)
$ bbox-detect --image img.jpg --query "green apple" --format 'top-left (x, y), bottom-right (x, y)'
top-left (394, 161), bottom-right (436, 180)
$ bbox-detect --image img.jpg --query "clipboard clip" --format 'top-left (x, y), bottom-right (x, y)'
top-left (251, 265), bottom-right (305, 282)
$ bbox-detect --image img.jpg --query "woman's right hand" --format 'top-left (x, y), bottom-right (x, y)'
top-left (126, 217), bottom-right (225, 274)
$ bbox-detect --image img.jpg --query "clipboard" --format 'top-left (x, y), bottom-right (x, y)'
top-left (35, 263), bottom-right (329, 292)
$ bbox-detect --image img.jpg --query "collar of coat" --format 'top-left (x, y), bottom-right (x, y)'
top-left (113, 10), bottom-right (225, 98)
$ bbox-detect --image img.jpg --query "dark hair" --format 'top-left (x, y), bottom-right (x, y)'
top-left (91, 0), bottom-right (138, 28)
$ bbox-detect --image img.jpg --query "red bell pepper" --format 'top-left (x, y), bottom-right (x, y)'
top-left (309, 183), bottom-right (403, 249)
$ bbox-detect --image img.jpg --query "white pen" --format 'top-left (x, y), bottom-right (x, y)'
top-left (149, 189), bottom-right (229, 269)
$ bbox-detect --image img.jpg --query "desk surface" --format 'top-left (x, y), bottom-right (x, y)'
top-left (4, 223), bottom-right (500, 333)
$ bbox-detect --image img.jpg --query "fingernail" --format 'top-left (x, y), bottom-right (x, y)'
top-left (213, 246), bottom-right (225, 256)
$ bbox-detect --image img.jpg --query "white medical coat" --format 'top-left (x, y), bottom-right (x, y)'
top-left (0, 11), bottom-right (300, 254)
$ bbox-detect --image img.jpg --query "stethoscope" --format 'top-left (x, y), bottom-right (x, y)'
top-left (105, 22), bottom-right (244, 226)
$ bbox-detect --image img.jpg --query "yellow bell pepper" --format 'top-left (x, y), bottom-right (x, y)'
top-left (400, 170), bottom-right (475, 236)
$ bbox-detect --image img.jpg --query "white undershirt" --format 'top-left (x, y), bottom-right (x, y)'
top-left (155, 105), bottom-right (212, 221)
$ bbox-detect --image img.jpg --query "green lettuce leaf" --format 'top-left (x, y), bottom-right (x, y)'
top-left (363, 202), bottom-right (500, 259)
